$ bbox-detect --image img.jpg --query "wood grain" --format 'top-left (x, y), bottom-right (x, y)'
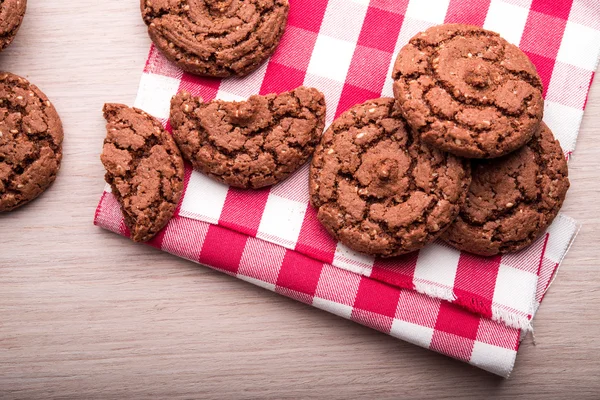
top-left (1, 2), bottom-right (599, 399)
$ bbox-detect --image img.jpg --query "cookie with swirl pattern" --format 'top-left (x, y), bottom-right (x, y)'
top-left (141, 0), bottom-right (289, 77)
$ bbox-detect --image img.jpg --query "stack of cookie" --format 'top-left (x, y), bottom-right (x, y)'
top-left (310, 24), bottom-right (570, 257)
top-left (102, 2), bottom-right (570, 260)
top-left (0, 2), bottom-right (66, 213)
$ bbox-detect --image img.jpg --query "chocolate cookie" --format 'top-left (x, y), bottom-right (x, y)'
top-left (392, 24), bottom-right (544, 159)
top-left (170, 86), bottom-right (326, 189)
top-left (442, 123), bottom-right (569, 256)
top-left (0, 0), bottom-right (26, 51)
top-left (141, 0), bottom-right (289, 78)
top-left (101, 104), bottom-right (185, 242)
top-left (0, 72), bottom-right (63, 212)
top-left (309, 98), bottom-right (471, 258)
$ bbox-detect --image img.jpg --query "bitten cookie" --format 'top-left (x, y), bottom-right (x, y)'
top-left (0, 72), bottom-right (63, 212)
top-left (141, 0), bottom-right (289, 77)
top-left (101, 104), bottom-right (185, 242)
top-left (392, 24), bottom-right (544, 159)
top-left (309, 98), bottom-right (471, 258)
top-left (170, 87), bottom-right (326, 189)
top-left (442, 123), bottom-right (569, 256)
top-left (0, 0), bottom-right (26, 51)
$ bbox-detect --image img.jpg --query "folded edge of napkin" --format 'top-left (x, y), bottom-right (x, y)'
top-left (96, 190), bottom-right (540, 377)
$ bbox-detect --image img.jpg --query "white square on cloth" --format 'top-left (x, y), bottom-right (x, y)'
top-left (134, 73), bottom-right (181, 120)
top-left (484, 0), bottom-right (530, 45)
top-left (390, 320), bottom-right (435, 349)
top-left (307, 35), bottom-right (356, 83)
top-left (180, 170), bottom-right (229, 224)
top-left (470, 341), bottom-right (517, 377)
top-left (557, 21), bottom-right (600, 71)
top-left (493, 264), bottom-right (538, 314)
top-left (257, 195), bottom-right (308, 248)
top-left (405, 0), bottom-right (450, 24)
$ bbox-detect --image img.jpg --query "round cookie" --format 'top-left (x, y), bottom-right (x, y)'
top-left (101, 104), bottom-right (185, 242)
top-left (141, 0), bottom-right (289, 78)
top-left (170, 86), bottom-right (326, 189)
top-left (309, 98), bottom-right (471, 258)
top-left (0, 0), bottom-right (26, 51)
top-left (0, 72), bottom-right (63, 212)
top-left (392, 24), bottom-right (544, 159)
top-left (442, 123), bottom-right (569, 256)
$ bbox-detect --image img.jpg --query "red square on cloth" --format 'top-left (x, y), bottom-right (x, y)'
top-left (144, 46), bottom-right (182, 78)
top-left (357, 7), bottom-right (405, 53)
top-left (371, 252), bottom-right (419, 289)
top-left (219, 188), bottom-right (270, 237)
top-left (276, 251), bottom-right (324, 297)
top-left (434, 301), bottom-right (481, 340)
top-left (179, 72), bottom-right (220, 101)
top-left (345, 45), bottom-right (395, 92)
top-left (524, 52), bottom-right (556, 98)
top-left (198, 226), bottom-right (247, 275)
top-left (445, 0), bottom-right (491, 26)
top-left (430, 331), bottom-right (476, 362)
top-left (351, 309), bottom-right (394, 333)
top-left (161, 216), bottom-right (209, 262)
top-left (270, 26), bottom-right (319, 72)
top-left (453, 254), bottom-right (501, 318)
top-left (476, 318), bottom-right (520, 350)
top-left (287, 0), bottom-right (329, 33)
top-left (395, 289), bottom-right (441, 328)
top-left (238, 237), bottom-right (287, 285)
top-left (353, 276), bottom-right (401, 318)
top-left (530, 0), bottom-right (573, 20)
top-left (296, 206), bottom-right (338, 264)
top-left (336, 84), bottom-right (381, 118)
top-left (95, 192), bottom-right (127, 236)
top-left (315, 263), bottom-right (362, 307)
top-left (368, 0), bottom-right (410, 15)
top-left (260, 63), bottom-right (308, 95)
top-left (521, 11), bottom-right (568, 60)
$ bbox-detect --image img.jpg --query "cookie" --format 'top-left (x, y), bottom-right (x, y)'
top-left (442, 123), bottom-right (569, 256)
top-left (101, 104), bottom-right (185, 242)
top-left (141, 0), bottom-right (289, 78)
top-left (170, 86), bottom-right (326, 189)
top-left (0, 72), bottom-right (63, 212)
top-left (309, 98), bottom-right (471, 258)
top-left (0, 0), bottom-right (26, 51)
top-left (392, 24), bottom-right (544, 159)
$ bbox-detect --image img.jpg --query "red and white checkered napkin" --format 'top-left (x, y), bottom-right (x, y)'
top-left (95, 0), bottom-right (599, 377)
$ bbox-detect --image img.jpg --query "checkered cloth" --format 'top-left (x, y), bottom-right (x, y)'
top-left (95, 0), bottom-right (599, 377)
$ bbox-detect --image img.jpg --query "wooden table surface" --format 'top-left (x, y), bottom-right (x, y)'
top-left (1, 2), bottom-right (599, 399)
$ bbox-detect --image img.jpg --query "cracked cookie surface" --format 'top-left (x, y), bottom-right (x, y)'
top-left (392, 24), bottom-right (544, 159)
top-left (0, 72), bottom-right (63, 212)
top-left (0, 0), bottom-right (26, 51)
top-left (141, 0), bottom-right (289, 77)
top-left (170, 86), bottom-right (325, 189)
top-left (309, 98), bottom-right (471, 258)
top-left (101, 104), bottom-right (185, 242)
top-left (442, 122), bottom-right (569, 256)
